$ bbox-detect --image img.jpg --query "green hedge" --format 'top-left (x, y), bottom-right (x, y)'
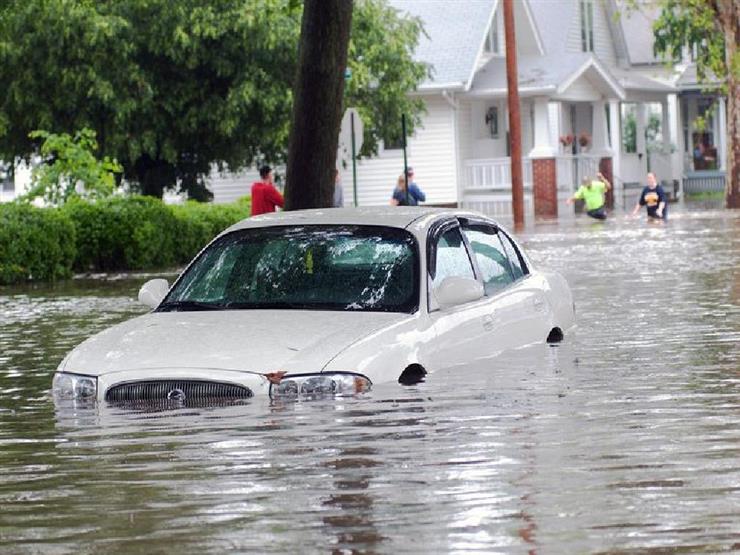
top-left (170, 198), bottom-right (250, 264)
top-left (62, 196), bottom-right (179, 271)
top-left (0, 195), bottom-right (250, 284)
top-left (0, 203), bottom-right (76, 284)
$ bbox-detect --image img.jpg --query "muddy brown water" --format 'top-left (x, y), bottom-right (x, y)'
top-left (1, 205), bottom-right (738, 554)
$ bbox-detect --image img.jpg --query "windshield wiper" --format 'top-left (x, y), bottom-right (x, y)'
top-left (157, 300), bottom-right (224, 312)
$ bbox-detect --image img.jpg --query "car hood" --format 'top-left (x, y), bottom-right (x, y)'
top-left (61, 310), bottom-right (408, 377)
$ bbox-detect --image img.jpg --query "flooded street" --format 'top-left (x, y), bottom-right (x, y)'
top-left (1, 205), bottom-right (739, 554)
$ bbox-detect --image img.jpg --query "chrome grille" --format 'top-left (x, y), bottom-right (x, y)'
top-left (105, 380), bottom-right (253, 402)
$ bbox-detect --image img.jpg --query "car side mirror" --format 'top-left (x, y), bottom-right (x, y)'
top-left (138, 279), bottom-right (169, 309)
top-left (434, 276), bottom-right (484, 309)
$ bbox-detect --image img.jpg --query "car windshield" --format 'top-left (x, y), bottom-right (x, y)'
top-left (160, 225), bottom-right (419, 313)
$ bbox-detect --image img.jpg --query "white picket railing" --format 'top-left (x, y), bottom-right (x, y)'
top-left (555, 154), bottom-right (601, 195)
top-left (463, 157), bottom-right (533, 191)
top-left (463, 155), bottom-right (602, 194)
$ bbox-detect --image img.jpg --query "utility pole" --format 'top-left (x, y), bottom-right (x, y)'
top-left (503, 0), bottom-right (524, 227)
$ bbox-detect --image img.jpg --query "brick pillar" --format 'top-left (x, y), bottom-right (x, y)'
top-left (532, 158), bottom-right (557, 219)
top-left (599, 157), bottom-right (613, 209)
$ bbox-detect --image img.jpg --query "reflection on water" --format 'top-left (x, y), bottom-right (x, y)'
top-left (1, 207), bottom-right (739, 553)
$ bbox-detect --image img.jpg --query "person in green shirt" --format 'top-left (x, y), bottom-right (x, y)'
top-left (566, 172), bottom-right (611, 220)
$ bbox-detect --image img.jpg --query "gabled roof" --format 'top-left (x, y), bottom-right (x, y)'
top-left (613, 1), bottom-right (662, 65)
top-left (389, 0), bottom-right (498, 91)
top-left (525, 0), bottom-right (576, 56)
top-left (470, 53), bottom-right (626, 99)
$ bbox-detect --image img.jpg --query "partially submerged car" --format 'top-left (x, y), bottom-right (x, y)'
top-left (52, 207), bottom-right (575, 403)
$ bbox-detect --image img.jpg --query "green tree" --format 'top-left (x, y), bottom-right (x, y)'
top-left (0, 0), bottom-right (427, 200)
top-left (25, 129), bottom-right (122, 206)
top-left (651, 0), bottom-right (739, 208)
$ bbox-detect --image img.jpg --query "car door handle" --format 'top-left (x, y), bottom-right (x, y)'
top-left (482, 314), bottom-right (495, 331)
top-left (533, 297), bottom-right (545, 311)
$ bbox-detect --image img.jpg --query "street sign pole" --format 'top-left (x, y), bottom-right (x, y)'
top-left (351, 112), bottom-right (358, 207)
top-left (402, 113), bottom-right (409, 205)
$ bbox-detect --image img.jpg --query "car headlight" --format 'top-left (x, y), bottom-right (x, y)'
top-left (52, 372), bottom-right (98, 400)
top-left (270, 372), bottom-right (372, 399)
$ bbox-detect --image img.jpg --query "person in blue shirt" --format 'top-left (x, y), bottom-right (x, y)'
top-left (391, 167), bottom-right (426, 206)
top-left (632, 172), bottom-right (667, 221)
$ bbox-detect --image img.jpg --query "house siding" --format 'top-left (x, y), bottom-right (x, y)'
top-left (207, 168), bottom-right (261, 204)
top-left (457, 98), bottom-right (474, 182)
top-left (566, 0), bottom-right (616, 66)
top-left (345, 95), bottom-right (458, 206)
top-left (560, 76), bottom-right (602, 102)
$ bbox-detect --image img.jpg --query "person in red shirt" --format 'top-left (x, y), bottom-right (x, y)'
top-left (250, 165), bottom-right (284, 216)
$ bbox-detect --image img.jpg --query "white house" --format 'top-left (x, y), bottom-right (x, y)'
top-left (327, 0), bottom-right (728, 218)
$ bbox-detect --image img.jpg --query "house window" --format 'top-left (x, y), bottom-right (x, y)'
top-left (484, 9), bottom-right (501, 54)
top-left (691, 97), bottom-right (718, 170)
top-left (579, 0), bottom-right (594, 52)
top-left (485, 106), bottom-right (499, 138)
top-left (621, 103), bottom-right (637, 154)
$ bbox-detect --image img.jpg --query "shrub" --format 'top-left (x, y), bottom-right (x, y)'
top-left (25, 128), bottom-right (121, 205)
top-left (0, 195), bottom-right (251, 283)
top-left (170, 198), bottom-right (249, 263)
top-left (62, 196), bottom-right (179, 271)
top-left (0, 203), bottom-right (76, 284)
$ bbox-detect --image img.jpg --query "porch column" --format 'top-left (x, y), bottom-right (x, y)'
top-left (532, 158), bottom-right (558, 219)
top-left (608, 99), bottom-right (622, 195)
top-left (529, 96), bottom-right (558, 219)
top-left (590, 100), bottom-right (610, 156)
top-left (661, 99), bottom-right (671, 154)
top-left (667, 93), bottom-right (683, 198)
top-left (529, 97), bottom-right (557, 158)
top-left (636, 102), bottom-right (648, 175)
top-left (718, 97), bottom-right (727, 171)
top-left (592, 99), bottom-right (613, 208)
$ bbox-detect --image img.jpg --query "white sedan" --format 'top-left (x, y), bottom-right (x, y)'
top-left (52, 207), bottom-right (575, 403)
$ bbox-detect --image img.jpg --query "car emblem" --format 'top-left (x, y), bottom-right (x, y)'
top-left (167, 388), bottom-right (186, 401)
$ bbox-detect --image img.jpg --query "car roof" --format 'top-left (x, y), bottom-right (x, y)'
top-left (224, 206), bottom-right (499, 234)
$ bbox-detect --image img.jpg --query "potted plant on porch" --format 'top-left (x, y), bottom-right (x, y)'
top-left (578, 132), bottom-right (591, 152)
top-left (559, 134), bottom-right (574, 154)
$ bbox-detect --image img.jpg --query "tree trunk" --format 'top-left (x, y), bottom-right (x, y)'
top-left (719, 0), bottom-right (739, 208)
top-left (132, 155), bottom-right (176, 198)
top-left (284, 0), bottom-right (353, 210)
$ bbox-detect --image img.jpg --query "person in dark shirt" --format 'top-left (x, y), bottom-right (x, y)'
top-left (390, 167), bottom-right (426, 206)
top-left (632, 172), bottom-right (667, 221)
top-left (251, 165), bottom-right (284, 216)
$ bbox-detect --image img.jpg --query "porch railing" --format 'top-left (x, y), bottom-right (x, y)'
top-left (464, 157), bottom-right (532, 191)
top-left (555, 154), bottom-right (601, 194)
top-left (463, 155), bottom-right (601, 194)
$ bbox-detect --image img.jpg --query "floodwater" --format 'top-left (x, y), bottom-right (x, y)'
top-left (1, 204), bottom-right (738, 554)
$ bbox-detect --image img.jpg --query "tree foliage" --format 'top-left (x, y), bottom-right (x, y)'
top-left (25, 129), bottom-right (122, 206)
top-left (345, 0), bottom-right (428, 157)
top-left (0, 0), bottom-right (427, 199)
top-left (650, 0), bottom-right (739, 207)
top-left (652, 0), bottom-right (735, 86)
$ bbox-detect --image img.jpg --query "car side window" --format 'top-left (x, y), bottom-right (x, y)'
top-left (461, 224), bottom-right (515, 295)
top-left (431, 226), bottom-right (475, 288)
top-left (499, 232), bottom-right (529, 279)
